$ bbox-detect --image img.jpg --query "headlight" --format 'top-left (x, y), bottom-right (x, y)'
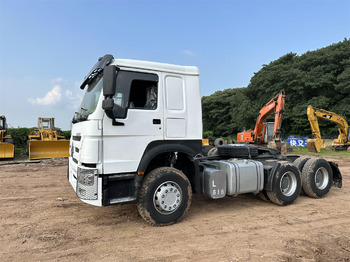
top-left (76, 167), bottom-right (98, 200)
top-left (77, 168), bottom-right (97, 186)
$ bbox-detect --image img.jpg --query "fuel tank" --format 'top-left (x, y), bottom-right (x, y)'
top-left (202, 159), bottom-right (264, 198)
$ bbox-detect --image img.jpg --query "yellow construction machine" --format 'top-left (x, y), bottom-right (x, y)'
top-left (306, 105), bottom-right (350, 153)
top-left (27, 117), bottom-right (69, 159)
top-left (0, 115), bottom-right (14, 159)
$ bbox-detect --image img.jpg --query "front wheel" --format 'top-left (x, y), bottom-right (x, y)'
top-left (137, 167), bottom-right (192, 226)
top-left (267, 164), bottom-right (301, 206)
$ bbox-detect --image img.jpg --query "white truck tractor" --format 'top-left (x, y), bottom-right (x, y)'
top-left (68, 54), bottom-right (342, 226)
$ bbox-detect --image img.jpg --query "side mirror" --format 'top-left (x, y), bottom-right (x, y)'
top-left (102, 98), bottom-right (114, 111)
top-left (103, 65), bottom-right (116, 96)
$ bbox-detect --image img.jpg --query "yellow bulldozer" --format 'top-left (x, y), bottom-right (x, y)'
top-left (27, 117), bottom-right (70, 160)
top-left (306, 105), bottom-right (350, 153)
top-left (0, 115), bottom-right (14, 159)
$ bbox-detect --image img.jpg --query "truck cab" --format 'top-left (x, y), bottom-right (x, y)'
top-left (69, 55), bottom-right (202, 209)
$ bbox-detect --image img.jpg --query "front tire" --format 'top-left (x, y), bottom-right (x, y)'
top-left (137, 167), bottom-right (192, 226)
top-left (267, 164), bottom-right (301, 206)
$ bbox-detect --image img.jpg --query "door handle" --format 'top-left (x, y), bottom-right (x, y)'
top-left (153, 119), bottom-right (161, 125)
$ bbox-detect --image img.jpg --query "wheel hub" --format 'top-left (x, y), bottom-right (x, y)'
top-left (280, 171), bottom-right (297, 196)
top-left (153, 181), bottom-right (182, 214)
top-left (315, 167), bottom-right (329, 190)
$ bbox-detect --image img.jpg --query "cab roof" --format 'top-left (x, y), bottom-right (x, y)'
top-left (112, 59), bottom-right (199, 76)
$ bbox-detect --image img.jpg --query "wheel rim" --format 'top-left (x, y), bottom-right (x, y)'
top-left (314, 167), bottom-right (329, 190)
top-left (280, 171), bottom-right (297, 196)
top-left (153, 181), bottom-right (182, 214)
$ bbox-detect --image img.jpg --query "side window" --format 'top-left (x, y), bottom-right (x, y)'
top-left (129, 80), bottom-right (157, 110)
top-left (112, 70), bottom-right (159, 118)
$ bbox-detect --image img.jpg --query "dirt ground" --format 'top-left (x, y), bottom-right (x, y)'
top-left (0, 156), bottom-right (349, 262)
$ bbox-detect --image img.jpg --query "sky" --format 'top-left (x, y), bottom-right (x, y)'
top-left (0, 0), bottom-right (349, 130)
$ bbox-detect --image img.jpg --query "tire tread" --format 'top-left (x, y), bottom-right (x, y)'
top-left (301, 158), bottom-right (333, 198)
top-left (137, 167), bottom-right (192, 226)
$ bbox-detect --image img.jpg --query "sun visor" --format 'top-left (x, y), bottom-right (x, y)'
top-left (80, 54), bottom-right (114, 89)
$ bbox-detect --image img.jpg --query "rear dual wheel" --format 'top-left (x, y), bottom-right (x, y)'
top-left (301, 158), bottom-right (333, 198)
top-left (267, 164), bottom-right (301, 206)
top-left (293, 156), bottom-right (310, 195)
top-left (293, 157), bottom-right (310, 172)
top-left (257, 190), bottom-right (270, 202)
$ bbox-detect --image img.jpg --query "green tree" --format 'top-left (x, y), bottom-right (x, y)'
top-left (202, 39), bottom-right (350, 138)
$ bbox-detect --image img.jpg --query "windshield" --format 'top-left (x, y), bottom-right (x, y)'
top-left (40, 119), bottom-right (52, 129)
top-left (0, 118), bottom-right (4, 130)
top-left (73, 74), bottom-right (103, 123)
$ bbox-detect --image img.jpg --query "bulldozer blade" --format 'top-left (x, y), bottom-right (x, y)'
top-left (29, 140), bottom-right (70, 160)
top-left (0, 142), bottom-right (14, 159)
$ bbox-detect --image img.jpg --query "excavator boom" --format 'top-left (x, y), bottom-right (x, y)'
top-left (272, 91), bottom-right (285, 140)
top-left (306, 106), bottom-right (323, 153)
top-left (237, 90), bottom-right (285, 144)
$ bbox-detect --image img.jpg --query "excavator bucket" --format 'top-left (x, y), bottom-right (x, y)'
top-left (0, 142), bottom-right (14, 159)
top-left (29, 140), bottom-right (70, 160)
top-left (306, 139), bottom-right (323, 153)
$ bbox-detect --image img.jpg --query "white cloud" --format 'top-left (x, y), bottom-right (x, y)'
top-left (51, 77), bottom-right (64, 84)
top-left (65, 89), bottom-right (83, 109)
top-left (182, 50), bottom-right (196, 57)
top-left (28, 85), bottom-right (62, 106)
top-left (65, 90), bottom-right (73, 97)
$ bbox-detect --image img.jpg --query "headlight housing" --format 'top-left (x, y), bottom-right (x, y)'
top-left (76, 167), bottom-right (98, 200)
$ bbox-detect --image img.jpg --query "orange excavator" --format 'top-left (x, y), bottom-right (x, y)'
top-left (237, 90), bottom-right (286, 144)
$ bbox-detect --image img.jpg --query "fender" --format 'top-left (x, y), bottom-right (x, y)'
top-left (262, 161), bottom-right (281, 192)
top-left (137, 140), bottom-right (202, 174)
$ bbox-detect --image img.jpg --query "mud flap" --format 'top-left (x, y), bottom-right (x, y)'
top-left (329, 161), bottom-right (342, 188)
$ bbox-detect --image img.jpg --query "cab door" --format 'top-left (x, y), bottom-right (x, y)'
top-left (102, 70), bottom-right (163, 174)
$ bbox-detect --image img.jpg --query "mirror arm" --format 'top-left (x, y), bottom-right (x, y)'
top-left (112, 119), bottom-right (125, 126)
